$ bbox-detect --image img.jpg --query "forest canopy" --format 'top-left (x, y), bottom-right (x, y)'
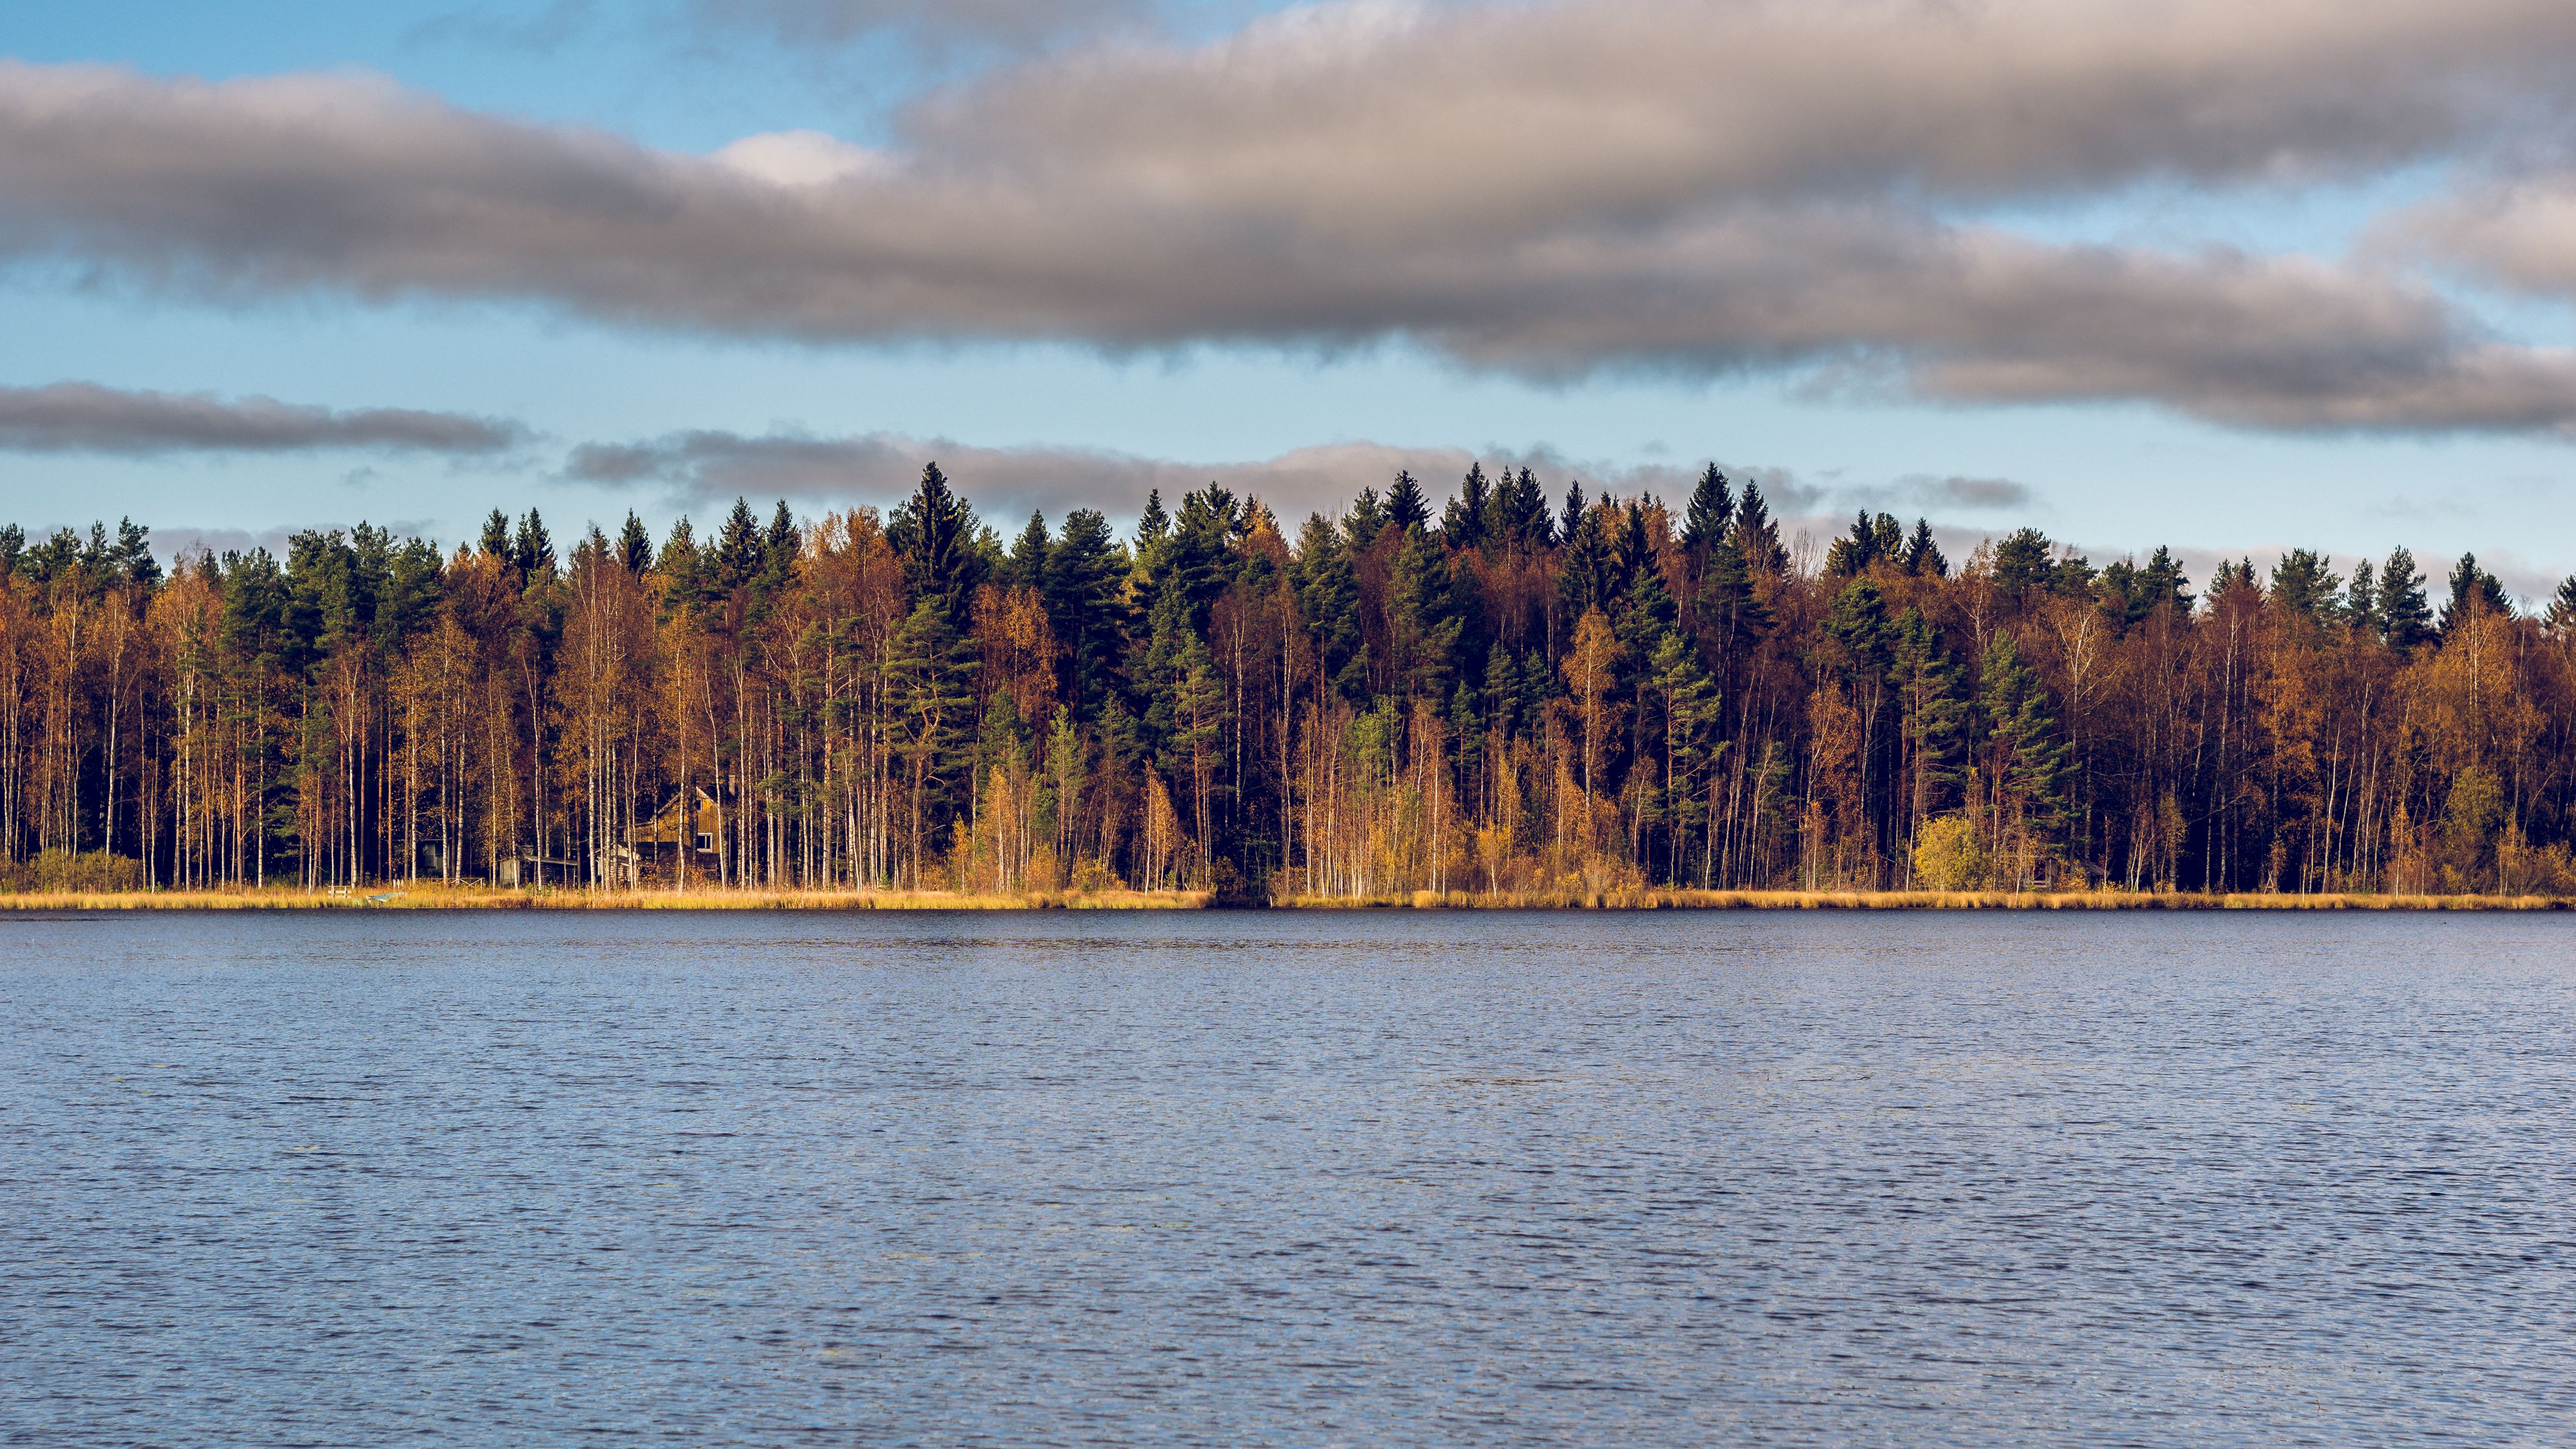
top-left (4, 462), bottom-right (2573, 898)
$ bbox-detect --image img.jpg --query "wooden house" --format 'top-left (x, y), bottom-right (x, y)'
top-left (625, 788), bottom-right (723, 878)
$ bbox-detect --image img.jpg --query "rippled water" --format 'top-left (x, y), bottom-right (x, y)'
top-left (5, 910), bottom-right (2575, 1445)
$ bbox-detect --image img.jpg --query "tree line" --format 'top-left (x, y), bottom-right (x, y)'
top-left (5, 461), bottom-right (2575, 896)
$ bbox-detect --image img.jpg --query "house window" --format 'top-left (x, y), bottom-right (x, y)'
top-left (695, 833), bottom-right (715, 851)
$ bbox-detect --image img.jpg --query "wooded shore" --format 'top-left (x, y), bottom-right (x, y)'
top-left (3, 887), bottom-right (2569, 911)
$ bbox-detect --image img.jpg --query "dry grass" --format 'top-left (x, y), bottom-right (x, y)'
top-left (1271, 888), bottom-right (2576, 911)
top-left (4, 884), bottom-right (2568, 912)
top-left (0, 883), bottom-right (1212, 912)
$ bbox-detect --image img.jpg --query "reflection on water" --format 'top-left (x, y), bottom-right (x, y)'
top-left (4, 910), bottom-right (2574, 1445)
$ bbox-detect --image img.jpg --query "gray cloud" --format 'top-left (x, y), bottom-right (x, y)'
top-left (11, 0), bottom-right (2576, 433)
top-left (0, 381), bottom-right (525, 455)
top-left (562, 429), bottom-right (1786, 523)
top-left (691, 0), bottom-right (1147, 51)
top-left (2390, 170), bottom-right (2576, 298)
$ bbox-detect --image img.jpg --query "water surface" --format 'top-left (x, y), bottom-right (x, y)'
top-left (4, 910), bottom-right (2573, 1445)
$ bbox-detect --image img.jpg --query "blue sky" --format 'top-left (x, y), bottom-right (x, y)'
top-left (8, 0), bottom-right (2576, 598)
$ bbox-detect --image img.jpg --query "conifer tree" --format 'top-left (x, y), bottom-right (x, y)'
top-left (1902, 518), bottom-right (1946, 578)
top-left (1044, 509), bottom-right (1126, 718)
top-left (2379, 547), bottom-right (2432, 649)
top-left (2269, 548), bottom-right (2341, 623)
top-left (1680, 466), bottom-right (1733, 556)
top-left (1445, 464), bottom-right (1492, 551)
top-left (617, 512), bottom-right (653, 574)
top-left (1976, 631), bottom-right (2070, 882)
top-left (1734, 482), bottom-right (1788, 574)
top-left (1384, 470), bottom-right (1431, 535)
top-left (889, 464), bottom-right (985, 625)
top-left (2439, 551), bottom-right (2510, 635)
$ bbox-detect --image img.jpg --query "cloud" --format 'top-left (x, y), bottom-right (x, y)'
top-left (11, 0), bottom-right (2576, 433)
top-left (690, 0), bottom-right (1148, 52)
top-left (2390, 170), bottom-right (2576, 299)
top-left (561, 427), bottom-right (1805, 524)
top-left (0, 382), bottom-right (525, 455)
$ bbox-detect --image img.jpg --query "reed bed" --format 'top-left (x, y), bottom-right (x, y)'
top-left (1271, 888), bottom-right (2576, 911)
top-left (0, 885), bottom-right (1212, 912)
top-left (4, 886), bottom-right (2568, 912)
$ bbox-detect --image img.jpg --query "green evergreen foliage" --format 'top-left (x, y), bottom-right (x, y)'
top-left (1444, 464), bottom-right (1491, 551)
top-left (2268, 548), bottom-right (2341, 623)
top-left (1680, 466), bottom-right (1733, 555)
top-left (889, 464), bottom-right (985, 625)
top-left (2379, 547), bottom-right (2433, 649)
top-left (618, 511), bottom-right (654, 574)
top-left (2440, 551), bottom-right (2511, 634)
top-left (1383, 470), bottom-right (1431, 535)
top-left (1978, 631), bottom-right (2071, 842)
top-left (1043, 508), bottom-right (1127, 718)
top-left (1734, 482), bottom-right (1788, 574)
top-left (17, 459), bottom-right (2576, 900)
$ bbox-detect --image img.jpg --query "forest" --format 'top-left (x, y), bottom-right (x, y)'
top-left (4, 462), bottom-right (2574, 898)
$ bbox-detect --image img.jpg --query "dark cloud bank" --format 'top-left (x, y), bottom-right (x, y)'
top-left (8, 0), bottom-right (2576, 433)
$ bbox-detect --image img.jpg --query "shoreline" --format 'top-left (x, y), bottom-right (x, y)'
top-left (1, 886), bottom-right (2570, 912)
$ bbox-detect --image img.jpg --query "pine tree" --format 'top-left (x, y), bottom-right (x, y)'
top-left (2269, 548), bottom-right (2341, 623)
top-left (2439, 551), bottom-right (2511, 635)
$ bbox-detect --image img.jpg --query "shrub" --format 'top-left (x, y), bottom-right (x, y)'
top-left (1912, 815), bottom-right (1988, 892)
top-left (13, 849), bottom-right (148, 894)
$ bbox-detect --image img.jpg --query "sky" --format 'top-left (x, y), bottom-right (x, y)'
top-left (10, 0), bottom-right (2576, 599)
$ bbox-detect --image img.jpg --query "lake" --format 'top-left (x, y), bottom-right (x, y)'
top-left (4, 910), bottom-right (2573, 1445)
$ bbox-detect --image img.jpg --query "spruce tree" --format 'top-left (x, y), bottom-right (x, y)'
top-left (2379, 547), bottom-right (2432, 649)
top-left (1902, 518), bottom-right (1946, 578)
top-left (617, 511), bottom-right (653, 574)
top-left (1384, 470), bottom-right (1431, 535)
top-left (1489, 466), bottom-right (1552, 549)
top-left (1445, 464), bottom-right (1491, 551)
top-left (1044, 509), bottom-right (1126, 718)
top-left (890, 464), bottom-right (985, 626)
top-left (1681, 466), bottom-right (1733, 555)
top-left (1892, 607), bottom-right (1968, 826)
top-left (1977, 631), bottom-right (2070, 871)
top-left (1735, 482), bottom-right (1788, 574)
top-left (2548, 576), bottom-right (2576, 637)
top-left (1293, 513), bottom-right (1367, 705)
top-left (2344, 559), bottom-right (2379, 633)
top-left (714, 496), bottom-right (765, 592)
top-left (1387, 523), bottom-right (1466, 704)
top-left (1006, 511), bottom-right (1051, 592)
